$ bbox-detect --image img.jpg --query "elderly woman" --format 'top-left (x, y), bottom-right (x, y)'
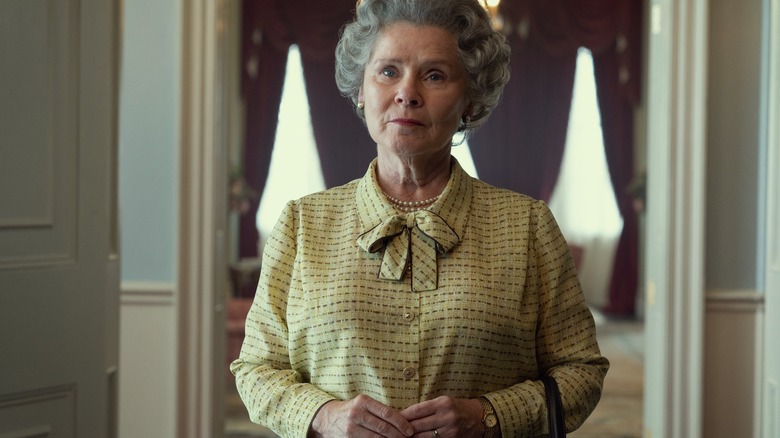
top-left (231, 0), bottom-right (609, 437)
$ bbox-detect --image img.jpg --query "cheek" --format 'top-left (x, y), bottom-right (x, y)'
top-left (433, 105), bottom-right (465, 127)
top-left (364, 97), bottom-right (389, 127)
top-left (364, 103), bottom-right (380, 126)
top-left (363, 105), bottom-right (384, 142)
top-left (433, 93), bottom-right (468, 120)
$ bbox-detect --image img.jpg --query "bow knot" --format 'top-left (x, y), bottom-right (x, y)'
top-left (357, 210), bottom-right (459, 291)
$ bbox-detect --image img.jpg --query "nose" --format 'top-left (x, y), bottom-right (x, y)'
top-left (395, 78), bottom-right (421, 107)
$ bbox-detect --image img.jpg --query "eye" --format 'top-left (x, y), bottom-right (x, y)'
top-left (427, 72), bottom-right (445, 81)
top-left (381, 67), bottom-right (396, 77)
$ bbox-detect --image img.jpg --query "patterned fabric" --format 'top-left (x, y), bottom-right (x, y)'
top-left (356, 209), bottom-right (459, 291)
top-left (231, 158), bottom-right (609, 438)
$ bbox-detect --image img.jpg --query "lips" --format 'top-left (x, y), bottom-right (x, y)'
top-left (390, 118), bottom-right (424, 127)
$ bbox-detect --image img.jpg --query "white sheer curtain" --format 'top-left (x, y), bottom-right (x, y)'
top-left (548, 48), bottom-right (623, 307)
top-left (256, 46), bottom-right (324, 242)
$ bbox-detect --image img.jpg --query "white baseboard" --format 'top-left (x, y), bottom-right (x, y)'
top-left (120, 281), bottom-right (176, 306)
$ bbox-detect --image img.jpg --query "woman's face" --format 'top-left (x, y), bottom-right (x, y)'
top-left (360, 22), bottom-right (470, 159)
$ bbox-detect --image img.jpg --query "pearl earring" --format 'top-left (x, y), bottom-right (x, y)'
top-left (357, 101), bottom-right (365, 110)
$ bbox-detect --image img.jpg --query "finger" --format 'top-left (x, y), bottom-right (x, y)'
top-left (410, 427), bottom-right (446, 438)
top-left (402, 397), bottom-right (480, 437)
top-left (400, 399), bottom-right (437, 421)
top-left (400, 399), bottom-right (449, 435)
top-left (361, 397), bottom-right (415, 437)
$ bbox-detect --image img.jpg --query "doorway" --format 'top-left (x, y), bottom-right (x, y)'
top-left (220, 21), bottom-right (645, 438)
top-left (205, 1), bottom-right (712, 437)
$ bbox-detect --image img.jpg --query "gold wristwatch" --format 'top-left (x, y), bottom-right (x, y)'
top-left (478, 397), bottom-right (498, 438)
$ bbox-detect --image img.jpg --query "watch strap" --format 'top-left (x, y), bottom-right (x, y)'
top-left (478, 397), bottom-right (498, 438)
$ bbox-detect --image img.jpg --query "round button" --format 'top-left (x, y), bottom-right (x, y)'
top-left (402, 311), bottom-right (415, 321)
top-left (402, 367), bottom-right (416, 379)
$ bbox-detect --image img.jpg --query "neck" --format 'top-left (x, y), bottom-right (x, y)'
top-left (376, 150), bottom-right (451, 202)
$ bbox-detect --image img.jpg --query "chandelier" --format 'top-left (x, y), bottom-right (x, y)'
top-left (352, 0), bottom-right (504, 30)
top-left (480, 0), bottom-right (504, 31)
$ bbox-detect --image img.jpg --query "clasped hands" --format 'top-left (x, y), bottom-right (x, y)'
top-left (309, 394), bottom-right (486, 438)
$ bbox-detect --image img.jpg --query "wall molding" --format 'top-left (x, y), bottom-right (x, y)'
top-left (702, 295), bottom-right (764, 438)
top-left (705, 289), bottom-right (765, 312)
top-left (120, 281), bottom-right (176, 306)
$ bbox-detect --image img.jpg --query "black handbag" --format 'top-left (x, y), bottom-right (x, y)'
top-left (541, 375), bottom-right (566, 438)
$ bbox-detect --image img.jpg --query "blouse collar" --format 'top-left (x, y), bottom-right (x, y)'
top-left (356, 156), bottom-right (473, 246)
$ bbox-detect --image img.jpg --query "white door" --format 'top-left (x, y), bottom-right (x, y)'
top-left (764, 0), bottom-right (780, 435)
top-left (0, 1), bottom-right (120, 437)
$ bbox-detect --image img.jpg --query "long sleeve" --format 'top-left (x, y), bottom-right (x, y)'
top-left (483, 200), bottom-right (609, 436)
top-left (230, 201), bottom-right (337, 438)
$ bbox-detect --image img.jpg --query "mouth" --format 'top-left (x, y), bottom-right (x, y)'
top-left (390, 118), bottom-right (424, 127)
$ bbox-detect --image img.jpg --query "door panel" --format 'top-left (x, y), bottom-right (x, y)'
top-left (0, 0), bottom-right (120, 437)
top-left (0, 386), bottom-right (76, 437)
top-left (0, 0), bottom-right (78, 266)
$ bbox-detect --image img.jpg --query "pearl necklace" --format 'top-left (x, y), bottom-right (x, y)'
top-left (383, 192), bottom-right (440, 213)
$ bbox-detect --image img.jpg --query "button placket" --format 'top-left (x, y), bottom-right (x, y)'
top-left (394, 289), bottom-right (420, 399)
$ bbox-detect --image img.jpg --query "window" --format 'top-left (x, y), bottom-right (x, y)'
top-left (256, 46), bottom-right (324, 239)
top-left (548, 48), bottom-right (623, 305)
top-left (548, 48), bottom-right (623, 239)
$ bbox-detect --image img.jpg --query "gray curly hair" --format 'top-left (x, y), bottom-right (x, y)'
top-left (335, 0), bottom-right (511, 136)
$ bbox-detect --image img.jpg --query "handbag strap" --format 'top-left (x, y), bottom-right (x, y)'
top-left (541, 375), bottom-right (566, 438)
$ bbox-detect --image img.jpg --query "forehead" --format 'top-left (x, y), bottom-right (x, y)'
top-left (370, 22), bottom-right (460, 64)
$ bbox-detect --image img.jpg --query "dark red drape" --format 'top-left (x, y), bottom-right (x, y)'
top-left (469, 0), bottom-right (643, 316)
top-left (239, 0), bottom-right (374, 258)
top-left (238, 0), bottom-right (287, 259)
top-left (300, 49), bottom-right (376, 188)
top-left (468, 39), bottom-right (576, 201)
top-left (594, 49), bottom-right (639, 316)
top-left (593, 0), bottom-right (643, 317)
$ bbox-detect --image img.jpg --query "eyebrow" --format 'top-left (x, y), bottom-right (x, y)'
top-left (370, 58), bottom-right (458, 70)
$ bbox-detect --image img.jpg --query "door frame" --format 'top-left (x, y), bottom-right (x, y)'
top-left (761, 0), bottom-right (780, 435)
top-left (643, 0), bottom-right (708, 436)
top-left (178, 0), bottom-right (229, 437)
top-left (176, 0), bottom-right (711, 437)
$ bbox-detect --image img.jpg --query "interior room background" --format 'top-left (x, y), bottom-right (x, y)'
top-left (233, 0), bottom-right (645, 317)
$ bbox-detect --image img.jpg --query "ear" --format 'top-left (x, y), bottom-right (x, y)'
top-left (462, 102), bottom-right (475, 119)
top-left (358, 87), bottom-right (364, 104)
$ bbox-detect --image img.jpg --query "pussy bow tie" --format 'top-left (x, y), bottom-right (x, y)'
top-left (357, 210), bottom-right (459, 291)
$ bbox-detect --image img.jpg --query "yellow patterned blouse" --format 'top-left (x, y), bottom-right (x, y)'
top-left (231, 158), bottom-right (609, 438)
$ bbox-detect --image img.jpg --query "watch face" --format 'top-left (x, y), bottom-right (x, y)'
top-left (485, 413), bottom-right (498, 428)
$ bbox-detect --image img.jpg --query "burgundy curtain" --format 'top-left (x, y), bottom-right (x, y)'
top-left (594, 49), bottom-right (639, 316)
top-left (238, 0), bottom-right (287, 259)
top-left (469, 0), bottom-right (643, 316)
top-left (239, 0), bottom-right (374, 258)
top-left (300, 46), bottom-right (376, 188)
top-left (468, 33), bottom-right (576, 201)
top-left (594, 0), bottom-right (643, 316)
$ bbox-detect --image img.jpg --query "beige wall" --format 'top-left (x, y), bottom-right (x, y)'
top-left (119, 283), bottom-right (178, 438)
top-left (117, 0), bottom-right (181, 436)
top-left (703, 294), bottom-right (764, 437)
top-left (704, 0), bottom-right (766, 436)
